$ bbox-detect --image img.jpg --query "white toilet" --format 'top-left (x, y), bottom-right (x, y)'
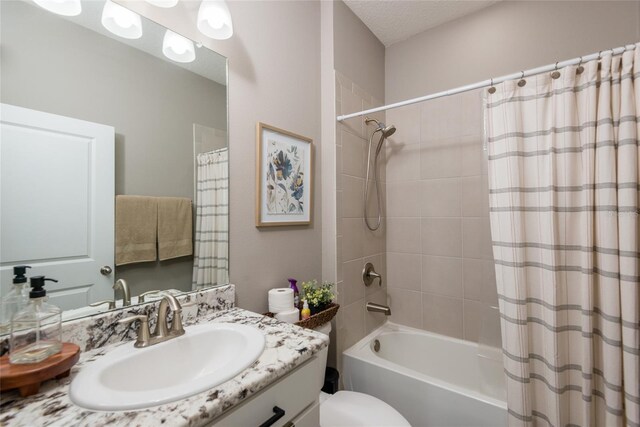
top-left (314, 323), bottom-right (410, 427)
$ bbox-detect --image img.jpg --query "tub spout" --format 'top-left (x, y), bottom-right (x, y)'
top-left (367, 302), bottom-right (391, 316)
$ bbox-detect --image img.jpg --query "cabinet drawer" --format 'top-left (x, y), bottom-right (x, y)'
top-left (289, 401), bottom-right (320, 427)
top-left (211, 356), bottom-right (319, 427)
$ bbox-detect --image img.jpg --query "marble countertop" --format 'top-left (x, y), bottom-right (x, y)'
top-left (0, 308), bottom-right (329, 427)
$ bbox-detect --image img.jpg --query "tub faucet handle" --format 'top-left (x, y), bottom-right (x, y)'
top-left (363, 262), bottom-right (382, 287)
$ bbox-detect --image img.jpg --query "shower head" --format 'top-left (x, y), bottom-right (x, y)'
top-left (365, 117), bottom-right (396, 138)
top-left (381, 124), bottom-right (396, 137)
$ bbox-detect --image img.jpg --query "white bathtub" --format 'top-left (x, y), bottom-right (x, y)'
top-left (342, 322), bottom-right (507, 427)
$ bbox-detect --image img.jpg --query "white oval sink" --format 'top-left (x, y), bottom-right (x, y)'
top-left (70, 323), bottom-right (265, 411)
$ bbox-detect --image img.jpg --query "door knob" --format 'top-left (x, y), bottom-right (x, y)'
top-left (100, 266), bottom-right (113, 276)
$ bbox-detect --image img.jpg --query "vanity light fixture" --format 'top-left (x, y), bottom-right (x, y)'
top-left (145, 0), bottom-right (179, 7)
top-left (197, 0), bottom-right (233, 40)
top-left (33, 0), bottom-right (82, 16)
top-left (162, 30), bottom-right (196, 63)
top-left (101, 0), bottom-right (143, 40)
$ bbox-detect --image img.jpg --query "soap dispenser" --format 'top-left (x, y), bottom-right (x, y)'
top-left (0, 266), bottom-right (32, 333)
top-left (288, 278), bottom-right (300, 307)
top-left (10, 276), bottom-right (62, 364)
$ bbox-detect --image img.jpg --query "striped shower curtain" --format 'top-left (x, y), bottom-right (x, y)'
top-left (192, 148), bottom-right (229, 289)
top-left (485, 44), bottom-right (639, 427)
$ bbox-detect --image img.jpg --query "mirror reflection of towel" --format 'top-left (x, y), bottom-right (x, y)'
top-left (115, 196), bottom-right (157, 266)
top-left (158, 197), bottom-right (193, 261)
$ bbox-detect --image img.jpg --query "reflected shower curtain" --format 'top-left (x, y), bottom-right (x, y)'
top-left (192, 148), bottom-right (229, 289)
top-left (485, 44), bottom-right (639, 427)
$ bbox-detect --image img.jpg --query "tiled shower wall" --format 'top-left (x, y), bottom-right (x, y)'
top-left (384, 89), bottom-right (501, 347)
top-left (334, 70), bottom-right (387, 370)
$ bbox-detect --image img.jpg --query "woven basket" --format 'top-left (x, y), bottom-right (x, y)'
top-left (265, 303), bottom-right (340, 330)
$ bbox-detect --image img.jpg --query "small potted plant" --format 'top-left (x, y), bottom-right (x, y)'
top-left (301, 280), bottom-right (335, 315)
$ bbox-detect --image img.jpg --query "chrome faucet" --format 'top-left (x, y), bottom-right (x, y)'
top-left (366, 302), bottom-right (391, 316)
top-left (118, 293), bottom-right (186, 348)
top-left (113, 279), bottom-right (131, 307)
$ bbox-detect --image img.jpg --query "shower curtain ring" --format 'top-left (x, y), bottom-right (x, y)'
top-left (576, 56), bottom-right (584, 75)
top-left (518, 71), bottom-right (526, 87)
top-left (488, 78), bottom-right (496, 94)
top-left (551, 61), bottom-right (561, 79)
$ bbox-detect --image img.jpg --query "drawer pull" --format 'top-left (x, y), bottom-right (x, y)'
top-left (259, 406), bottom-right (286, 427)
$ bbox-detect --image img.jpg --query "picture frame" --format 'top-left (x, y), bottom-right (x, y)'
top-left (256, 122), bottom-right (313, 227)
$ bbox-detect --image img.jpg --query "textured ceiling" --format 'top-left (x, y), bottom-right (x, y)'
top-left (344, 0), bottom-right (500, 47)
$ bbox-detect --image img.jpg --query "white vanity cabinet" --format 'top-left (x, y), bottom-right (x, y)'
top-left (209, 355), bottom-right (321, 427)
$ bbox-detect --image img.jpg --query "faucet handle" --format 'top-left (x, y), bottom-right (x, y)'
top-left (363, 262), bottom-right (383, 287)
top-left (118, 315), bottom-right (151, 348)
top-left (89, 300), bottom-right (116, 309)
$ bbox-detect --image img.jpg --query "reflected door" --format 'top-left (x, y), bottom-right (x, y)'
top-left (0, 104), bottom-right (115, 310)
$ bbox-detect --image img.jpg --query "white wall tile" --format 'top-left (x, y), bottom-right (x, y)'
top-left (461, 175), bottom-right (483, 217)
top-left (422, 293), bottom-right (463, 339)
top-left (342, 218), bottom-right (364, 261)
top-left (388, 288), bottom-right (422, 329)
top-left (342, 175), bottom-right (364, 218)
top-left (387, 252), bottom-right (421, 291)
top-left (343, 259), bottom-right (366, 305)
top-left (421, 218), bottom-right (462, 257)
top-left (422, 255), bottom-right (463, 298)
top-left (421, 178), bottom-right (461, 217)
top-left (387, 218), bottom-right (421, 253)
top-left (387, 180), bottom-right (421, 217)
top-left (385, 142), bottom-right (421, 182)
top-left (420, 142), bottom-right (462, 179)
top-left (342, 130), bottom-right (365, 178)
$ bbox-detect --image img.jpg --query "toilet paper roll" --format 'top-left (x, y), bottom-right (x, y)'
top-left (268, 288), bottom-right (294, 313)
top-left (275, 308), bottom-right (300, 324)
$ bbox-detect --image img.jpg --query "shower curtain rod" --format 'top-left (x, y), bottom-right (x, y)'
top-left (336, 43), bottom-right (637, 122)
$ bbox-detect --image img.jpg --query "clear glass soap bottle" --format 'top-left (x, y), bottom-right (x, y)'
top-left (10, 276), bottom-right (62, 364)
top-left (0, 265), bottom-right (31, 334)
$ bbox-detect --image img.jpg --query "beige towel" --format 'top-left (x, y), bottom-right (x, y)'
top-left (115, 196), bottom-right (158, 266)
top-left (157, 197), bottom-right (193, 261)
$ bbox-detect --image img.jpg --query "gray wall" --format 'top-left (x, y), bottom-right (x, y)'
top-left (333, 0), bottom-right (386, 102)
top-left (119, 0), bottom-right (323, 313)
top-left (386, 0), bottom-right (640, 103)
top-left (1, 1), bottom-right (227, 296)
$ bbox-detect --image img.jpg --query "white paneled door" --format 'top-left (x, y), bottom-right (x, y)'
top-left (1, 104), bottom-right (115, 310)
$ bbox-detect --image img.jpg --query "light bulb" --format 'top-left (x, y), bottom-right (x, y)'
top-left (197, 0), bottom-right (233, 40)
top-left (33, 0), bottom-right (81, 16)
top-left (162, 30), bottom-right (195, 63)
top-left (206, 14), bottom-right (225, 30)
top-left (101, 0), bottom-right (143, 40)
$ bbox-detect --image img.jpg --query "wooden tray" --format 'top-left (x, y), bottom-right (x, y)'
top-left (265, 303), bottom-right (340, 329)
top-left (0, 342), bottom-right (80, 397)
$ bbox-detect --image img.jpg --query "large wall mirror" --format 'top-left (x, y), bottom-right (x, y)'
top-left (0, 0), bottom-right (229, 328)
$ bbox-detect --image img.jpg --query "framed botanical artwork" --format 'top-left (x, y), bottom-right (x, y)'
top-left (256, 122), bottom-right (313, 227)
